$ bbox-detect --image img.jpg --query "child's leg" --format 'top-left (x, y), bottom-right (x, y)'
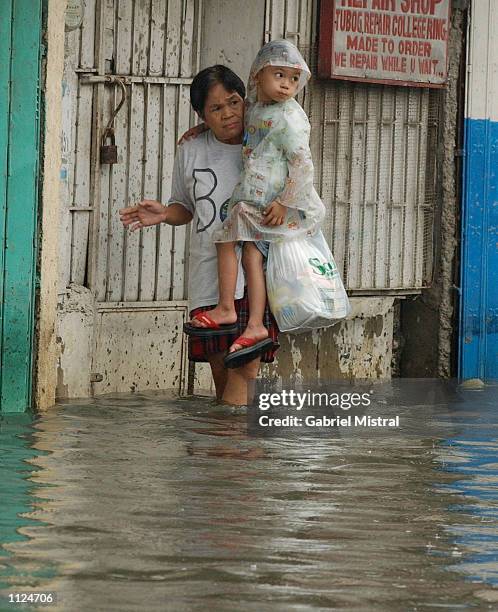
top-left (229, 242), bottom-right (269, 352)
top-left (244, 242), bottom-right (267, 330)
top-left (191, 241), bottom-right (238, 327)
top-left (216, 241), bottom-right (238, 317)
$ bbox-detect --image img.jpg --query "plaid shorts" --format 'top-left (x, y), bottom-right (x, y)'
top-left (188, 291), bottom-right (280, 363)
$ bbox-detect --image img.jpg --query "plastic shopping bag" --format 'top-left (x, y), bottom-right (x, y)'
top-left (266, 231), bottom-right (351, 333)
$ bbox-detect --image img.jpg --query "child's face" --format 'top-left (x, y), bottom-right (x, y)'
top-left (255, 66), bottom-right (301, 103)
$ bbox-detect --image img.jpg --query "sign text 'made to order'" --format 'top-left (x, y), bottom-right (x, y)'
top-left (318, 0), bottom-right (451, 87)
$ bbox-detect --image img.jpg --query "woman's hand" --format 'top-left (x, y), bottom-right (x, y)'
top-left (119, 200), bottom-right (168, 231)
top-left (262, 199), bottom-right (287, 226)
top-left (177, 123), bottom-right (208, 145)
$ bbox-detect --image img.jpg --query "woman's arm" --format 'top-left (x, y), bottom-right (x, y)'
top-left (177, 123), bottom-right (208, 145)
top-left (120, 200), bottom-right (192, 231)
top-left (120, 143), bottom-right (195, 231)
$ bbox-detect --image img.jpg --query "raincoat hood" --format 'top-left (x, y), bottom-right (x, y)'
top-left (247, 39), bottom-right (311, 102)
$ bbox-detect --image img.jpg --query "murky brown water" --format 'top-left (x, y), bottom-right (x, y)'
top-left (1, 382), bottom-right (498, 611)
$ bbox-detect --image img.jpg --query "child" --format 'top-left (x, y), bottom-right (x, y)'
top-left (188, 40), bottom-right (326, 366)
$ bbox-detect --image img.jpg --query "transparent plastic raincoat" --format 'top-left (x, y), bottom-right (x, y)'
top-left (214, 40), bottom-right (326, 243)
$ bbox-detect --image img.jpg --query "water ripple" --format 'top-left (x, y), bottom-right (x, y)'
top-left (0, 385), bottom-right (497, 610)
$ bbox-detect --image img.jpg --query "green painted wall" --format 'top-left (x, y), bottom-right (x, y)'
top-left (0, 0), bottom-right (43, 413)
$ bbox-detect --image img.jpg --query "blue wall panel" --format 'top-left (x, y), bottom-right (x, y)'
top-left (460, 118), bottom-right (498, 381)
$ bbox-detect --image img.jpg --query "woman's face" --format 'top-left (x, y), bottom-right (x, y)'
top-left (202, 83), bottom-right (244, 144)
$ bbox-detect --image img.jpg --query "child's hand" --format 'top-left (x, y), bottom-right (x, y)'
top-left (177, 123), bottom-right (208, 144)
top-left (262, 199), bottom-right (287, 226)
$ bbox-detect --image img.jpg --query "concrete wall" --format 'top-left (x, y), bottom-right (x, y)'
top-left (35, 0), bottom-right (66, 410)
top-left (56, 284), bottom-right (94, 399)
top-left (199, 0), bottom-right (266, 83)
top-left (56, 285), bottom-right (191, 399)
top-left (264, 297), bottom-right (396, 383)
top-left (193, 298), bottom-right (396, 395)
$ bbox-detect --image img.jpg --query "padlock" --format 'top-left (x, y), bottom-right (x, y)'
top-left (100, 127), bottom-right (118, 164)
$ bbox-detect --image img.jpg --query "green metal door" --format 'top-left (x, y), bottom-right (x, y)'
top-left (0, 0), bottom-right (43, 413)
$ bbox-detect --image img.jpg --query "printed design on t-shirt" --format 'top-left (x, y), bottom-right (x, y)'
top-left (193, 168), bottom-right (217, 233)
top-left (244, 120), bottom-right (272, 157)
top-left (219, 198), bottom-right (230, 222)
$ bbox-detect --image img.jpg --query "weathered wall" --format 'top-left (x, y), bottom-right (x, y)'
top-left (265, 297), bottom-right (396, 382)
top-left (56, 284), bottom-right (94, 399)
top-left (200, 0), bottom-right (266, 83)
top-left (56, 285), bottom-right (191, 399)
top-left (193, 297), bottom-right (396, 395)
top-left (400, 7), bottom-right (464, 378)
top-left (35, 0), bottom-right (66, 410)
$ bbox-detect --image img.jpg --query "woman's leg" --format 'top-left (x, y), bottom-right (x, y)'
top-left (207, 352), bottom-right (260, 404)
top-left (229, 242), bottom-right (269, 352)
top-left (222, 356), bottom-right (260, 404)
top-left (191, 241), bottom-right (238, 327)
top-left (207, 353), bottom-right (228, 400)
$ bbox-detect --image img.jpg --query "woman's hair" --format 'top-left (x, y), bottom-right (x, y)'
top-left (190, 65), bottom-right (246, 117)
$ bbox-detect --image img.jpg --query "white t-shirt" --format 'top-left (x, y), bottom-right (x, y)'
top-left (168, 130), bottom-right (245, 311)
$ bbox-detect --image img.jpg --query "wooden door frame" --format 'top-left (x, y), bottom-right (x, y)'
top-left (0, 0), bottom-right (43, 412)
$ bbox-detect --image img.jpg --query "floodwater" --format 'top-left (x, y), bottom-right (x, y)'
top-left (1, 382), bottom-right (498, 611)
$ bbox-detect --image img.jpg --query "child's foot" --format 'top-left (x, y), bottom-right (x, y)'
top-left (190, 305), bottom-right (237, 328)
top-left (228, 323), bottom-right (268, 353)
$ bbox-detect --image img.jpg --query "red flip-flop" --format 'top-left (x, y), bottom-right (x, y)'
top-left (224, 336), bottom-right (274, 369)
top-left (183, 312), bottom-right (238, 337)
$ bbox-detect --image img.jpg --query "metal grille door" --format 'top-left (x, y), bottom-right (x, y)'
top-left (59, 0), bottom-right (200, 395)
top-left (61, 0), bottom-right (200, 302)
top-left (307, 81), bottom-right (440, 291)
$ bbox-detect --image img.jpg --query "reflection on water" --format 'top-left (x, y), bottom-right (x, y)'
top-left (434, 394), bottom-right (498, 603)
top-left (0, 415), bottom-right (56, 592)
top-left (0, 414), bottom-right (38, 556)
top-left (0, 383), bottom-right (497, 610)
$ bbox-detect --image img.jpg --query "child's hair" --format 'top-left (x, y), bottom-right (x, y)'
top-left (190, 65), bottom-right (246, 117)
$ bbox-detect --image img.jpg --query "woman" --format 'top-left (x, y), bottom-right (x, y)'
top-left (119, 65), bottom-right (280, 406)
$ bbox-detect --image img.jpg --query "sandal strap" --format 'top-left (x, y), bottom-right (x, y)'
top-left (232, 336), bottom-right (262, 348)
top-left (193, 312), bottom-right (219, 329)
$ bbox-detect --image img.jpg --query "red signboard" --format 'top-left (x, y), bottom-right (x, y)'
top-left (318, 0), bottom-right (451, 88)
